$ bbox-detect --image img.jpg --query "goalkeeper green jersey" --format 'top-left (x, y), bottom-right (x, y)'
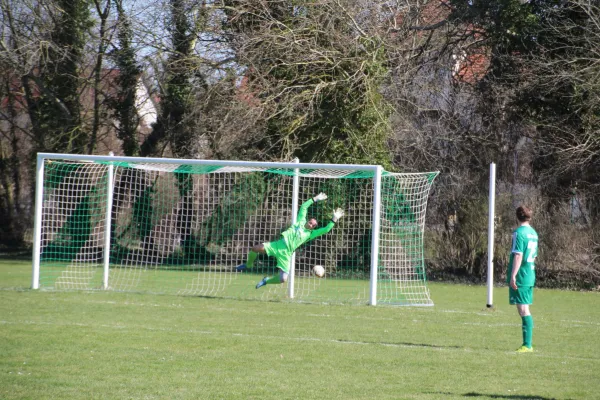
top-left (506, 225), bottom-right (539, 287)
top-left (280, 199), bottom-right (334, 252)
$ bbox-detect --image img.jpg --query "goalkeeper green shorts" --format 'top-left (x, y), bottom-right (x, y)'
top-left (509, 286), bottom-right (534, 305)
top-left (263, 239), bottom-right (293, 274)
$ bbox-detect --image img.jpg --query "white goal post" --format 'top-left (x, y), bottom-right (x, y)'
top-left (32, 153), bottom-right (438, 306)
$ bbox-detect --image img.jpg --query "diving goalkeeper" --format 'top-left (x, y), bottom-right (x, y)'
top-left (236, 193), bottom-right (344, 289)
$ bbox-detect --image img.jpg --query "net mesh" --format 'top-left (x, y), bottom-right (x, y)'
top-left (37, 158), bottom-right (438, 305)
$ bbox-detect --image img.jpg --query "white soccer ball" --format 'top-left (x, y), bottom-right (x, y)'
top-left (313, 265), bottom-right (325, 278)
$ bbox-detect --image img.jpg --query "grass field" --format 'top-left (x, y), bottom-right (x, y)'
top-left (34, 260), bottom-right (379, 305)
top-left (1, 259), bottom-right (599, 400)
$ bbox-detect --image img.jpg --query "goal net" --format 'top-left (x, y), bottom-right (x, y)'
top-left (32, 153), bottom-right (438, 306)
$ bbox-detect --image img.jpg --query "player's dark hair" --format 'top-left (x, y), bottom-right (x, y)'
top-left (516, 206), bottom-right (533, 222)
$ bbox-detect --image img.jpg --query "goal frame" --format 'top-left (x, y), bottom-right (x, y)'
top-left (32, 152), bottom-right (431, 306)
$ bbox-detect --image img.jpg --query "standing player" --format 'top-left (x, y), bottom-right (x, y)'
top-left (507, 205), bottom-right (539, 353)
top-left (236, 193), bottom-right (344, 289)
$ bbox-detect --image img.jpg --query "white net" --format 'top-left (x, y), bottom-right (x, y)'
top-left (36, 156), bottom-right (438, 305)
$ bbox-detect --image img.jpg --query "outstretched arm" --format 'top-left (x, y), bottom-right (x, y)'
top-left (297, 199), bottom-right (314, 224)
top-left (309, 221), bottom-right (335, 240)
top-left (297, 193), bottom-right (327, 222)
top-left (308, 208), bottom-right (344, 240)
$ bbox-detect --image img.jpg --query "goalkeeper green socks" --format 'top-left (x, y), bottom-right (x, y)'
top-left (246, 251), bottom-right (258, 268)
top-left (521, 315), bottom-right (533, 348)
top-left (265, 275), bottom-right (281, 285)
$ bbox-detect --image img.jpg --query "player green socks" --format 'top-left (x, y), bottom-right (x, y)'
top-left (265, 275), bottom-right (281, 285)
top-left (521, 315), bottom-right (533, 348)
top-left (246, 251), bottom-right (258, 268)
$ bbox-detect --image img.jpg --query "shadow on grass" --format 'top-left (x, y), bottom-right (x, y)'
top-left (464, 393), bottom-right (566, 400)
top-left (429, 392), bottom-right (567, 400)
top-left (336, 339), bottom-right (462, 349)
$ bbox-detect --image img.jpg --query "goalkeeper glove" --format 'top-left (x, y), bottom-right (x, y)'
top-left (313, 193), bottom-right (328, 202)
top-left (332, 208), bottom-right (345, 223)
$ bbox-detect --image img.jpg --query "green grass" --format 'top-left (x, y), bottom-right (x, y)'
top-left (1, 259), bottom-right (599, 400)
top-left (35, 261), bottom-right (409, 305)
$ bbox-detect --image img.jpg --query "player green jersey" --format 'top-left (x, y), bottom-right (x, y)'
top-left (280, 199), bottom-right (334, 252)
top-left (506, 224), bottom-right (538, 287)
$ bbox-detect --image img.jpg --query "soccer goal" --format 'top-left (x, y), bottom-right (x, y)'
top-left (32, 153), bottom-right (438, 306)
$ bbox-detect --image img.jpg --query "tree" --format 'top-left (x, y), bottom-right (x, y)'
top-left (222, 0), bottom-right (394, 167)
top-left (111, 0), bottom-right (142, 156)
top-left (141, 0), bottom-right (209, 158)
top-left (89, 0), bottom-right (112, 154)
top-left (33, 0), bottom-right (93, 153)
top-left (1, 0), bottom-right (94, 246)
top-left (515, 0), bottom-right (600, 199)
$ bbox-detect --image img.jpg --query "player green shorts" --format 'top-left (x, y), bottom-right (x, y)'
top-left (509, 286), bottom-right (534, 305)
top-left (263, 239), bottom-right (293, 273)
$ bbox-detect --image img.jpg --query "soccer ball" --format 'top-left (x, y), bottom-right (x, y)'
top-left (313, 265), bottom-right (325, 278)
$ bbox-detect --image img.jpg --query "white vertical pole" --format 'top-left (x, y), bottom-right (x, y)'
top-left (31, 154), bottom-right (45, 289)
top-left (103, 152), bottom-right (115, 290)
top-left (369, 166), bottom-right (383, 306)
top-left (486, 162), bottom-right (496, 308)
top-left (288, 158), bottom-right (300, 299)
